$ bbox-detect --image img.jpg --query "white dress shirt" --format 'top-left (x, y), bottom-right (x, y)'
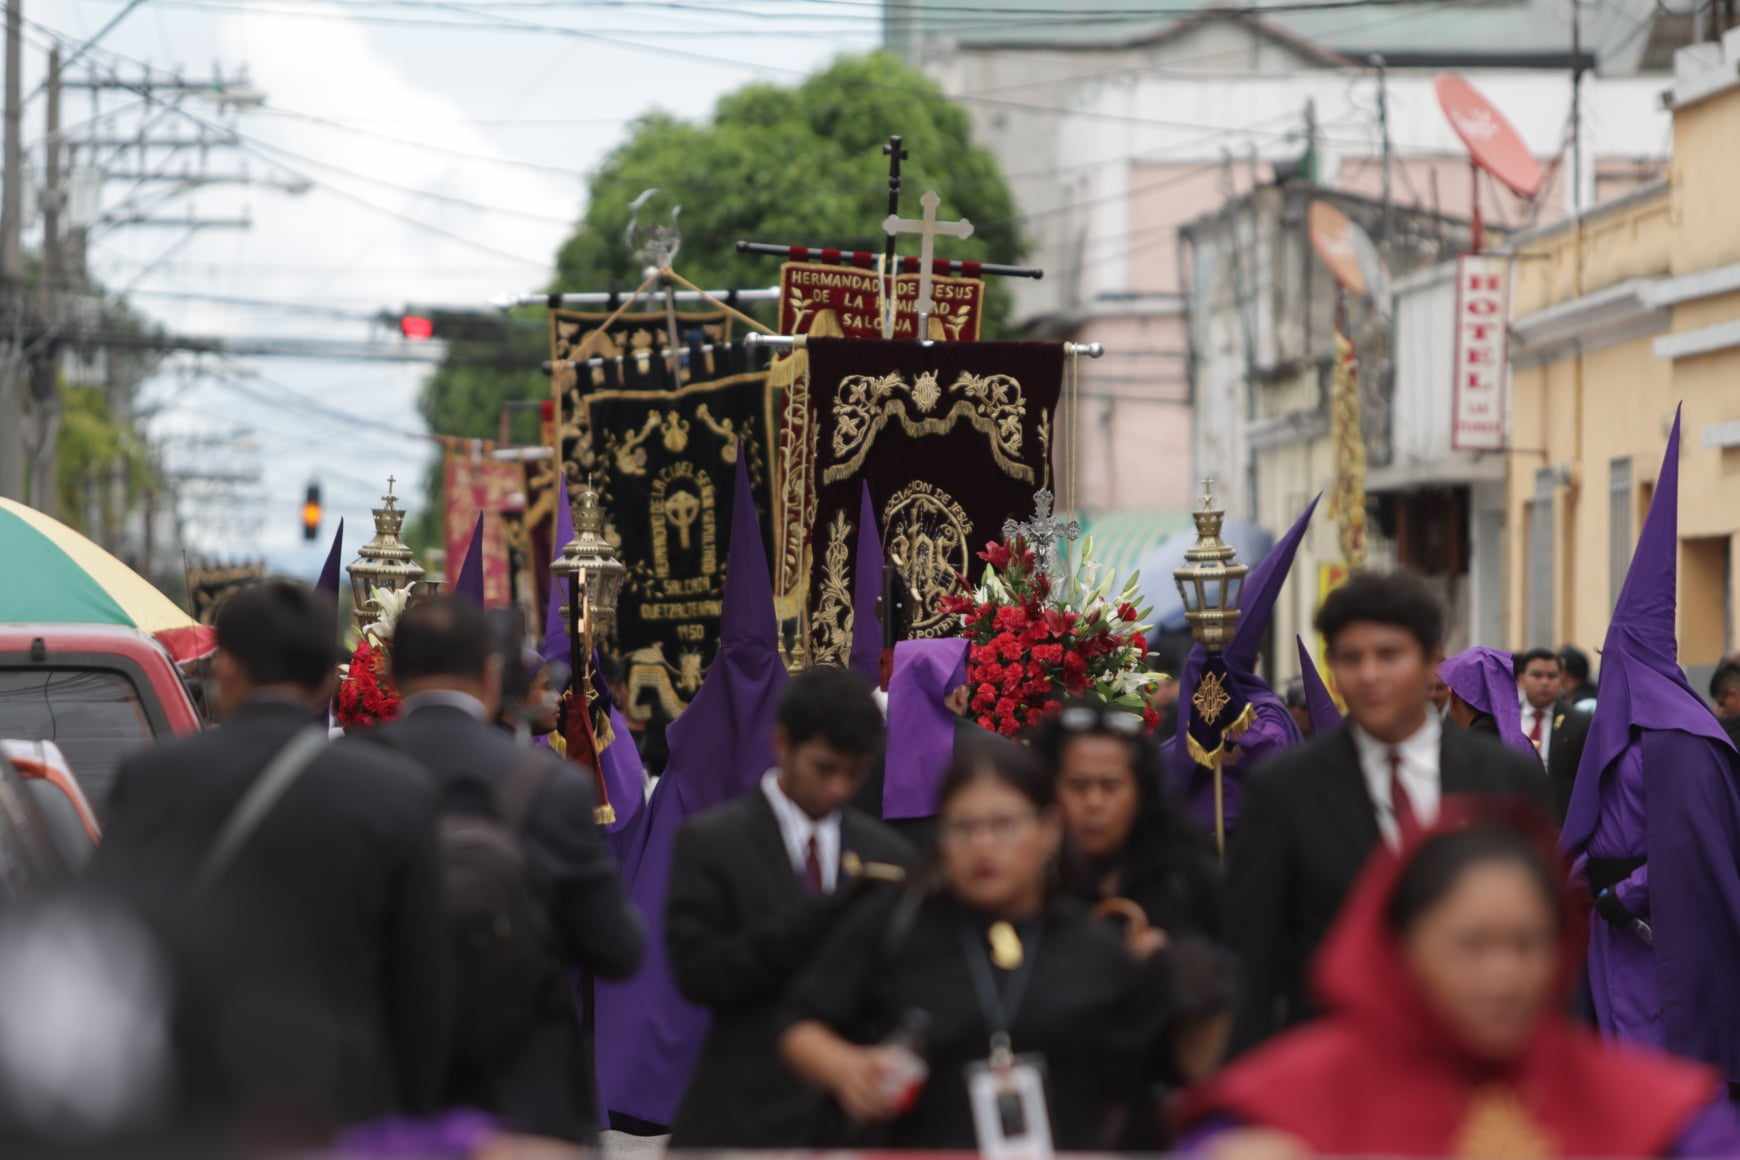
top-left (1352, 713), bottom-right (1443, 848)
top-left (761, 769), bottom-right (841, 893)
top-left (1520, 699), bottom-right (1554, 764)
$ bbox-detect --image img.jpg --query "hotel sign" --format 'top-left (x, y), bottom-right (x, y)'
top-left (1450, 255), bottom-right (1510, 451)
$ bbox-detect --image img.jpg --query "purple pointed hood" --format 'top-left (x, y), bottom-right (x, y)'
top-left (452, 513), bottom-right (485, 607)
top-left (589, 647), bottom-right (644, 835)
top-left (1172, 495), bottom-right (1318, 777)
top-left (541, 476), bottom-right (577, 666)
top-left (849, 482), bottom-right (884, 685)
top-left (594, 453), bottom-right (785, 1125)
top-left (1439, 646), bottom-right (1532, 755)
top-left (883, 638), bottom-right (970, 820)
top-left (316, 518), bottom-right (344, 596)
top-left (1296, 634), bottom-right (1342, 734)
top-left (1564, 406), bottom-right (1735, 852)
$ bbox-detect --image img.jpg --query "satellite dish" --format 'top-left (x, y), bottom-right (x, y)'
top-left (1434, 73), bottom-right (1543, 199)
top-left (1309, 201), bottom-right (1391, 316)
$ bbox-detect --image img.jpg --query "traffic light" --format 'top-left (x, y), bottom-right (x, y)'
top-left (302, 483), bottom-right (322, 542)
top-left (399, 314), bottom-right (435, 341)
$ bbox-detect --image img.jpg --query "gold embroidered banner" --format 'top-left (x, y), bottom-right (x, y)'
top-left (443, 454), bottom-right (521, 606)
top-left (564, 343), bottom-right (777, 725)
top-left (549, 306), bottom-right (736, 493)
top-left (790, 338), bottom-right (1062, 665)
top-left (778, 261), bottom-right (985, 342)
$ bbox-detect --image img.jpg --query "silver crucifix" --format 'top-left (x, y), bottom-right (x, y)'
top-left (1003, 488), bottom-right (1080, 582)
top-left (883, 189), bottom-right (973, 341)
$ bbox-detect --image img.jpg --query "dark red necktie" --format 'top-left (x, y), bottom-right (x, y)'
top-left (1529, 710), bottom-right (1545, 747)
top-left (803, 834), bottom-right (824, 895)
top-left (1389, 749), bottom-right (1423, 845)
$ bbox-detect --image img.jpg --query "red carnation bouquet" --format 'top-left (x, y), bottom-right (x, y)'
top-left (939, 535), bottom-right (1159, 738)
top-left (335, 636), bottom-right (401, 729)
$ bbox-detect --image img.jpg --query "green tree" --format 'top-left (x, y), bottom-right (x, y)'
top-left (413, 50), bottom-right (1023, 548)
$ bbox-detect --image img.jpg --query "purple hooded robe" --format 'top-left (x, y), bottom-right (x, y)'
top-left (1295, 634), bottom-right (1342, 735)
top-left (1561, 406), bottom-right (1740, 1083)
top-left (1170, 495), bottom-right (1318, 835)
top-left (451, 512), bottom-right (485, 606)
top-left (849, 482), bottom-right (884, 686)
top-left (882, 638), bottom-right (970, 820)
top-left (592, 454), bottom-right (787, 1125)
top-left (1439, 646), bottom-right (1536, 756)
top-left (317, 518), bottom-right (344, 596)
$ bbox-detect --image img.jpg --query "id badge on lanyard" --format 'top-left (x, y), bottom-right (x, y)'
top-left (961, 922), bottom-right (1055, 1160)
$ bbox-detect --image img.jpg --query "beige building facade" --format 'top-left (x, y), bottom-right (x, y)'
top-left (1505, 29), bottom-right (1740, 685)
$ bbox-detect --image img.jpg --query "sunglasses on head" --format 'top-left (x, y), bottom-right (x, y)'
top-left (1057, 705), bottom-right (1144, 737)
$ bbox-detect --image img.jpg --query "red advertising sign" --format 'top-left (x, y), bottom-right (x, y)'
top-left (778, 262), bottom-right (984, 341)
top-left (1450, 255), bottom-right (1510, 452)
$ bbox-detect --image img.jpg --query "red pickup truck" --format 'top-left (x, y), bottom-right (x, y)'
top-left (0, 625), bottom-right (204, 816)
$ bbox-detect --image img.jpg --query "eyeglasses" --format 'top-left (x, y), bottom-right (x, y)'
top-left (939, 812), bottom-right (1040, 846)
top-left (1057, 705), bottom-right (1144, 737)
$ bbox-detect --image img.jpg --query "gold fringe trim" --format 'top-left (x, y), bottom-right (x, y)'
top-left (823, 398), bottom-right (1034, 486)
top-left (1185, 700), bottom-right (1257, 769)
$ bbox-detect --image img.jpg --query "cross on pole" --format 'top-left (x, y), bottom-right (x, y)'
top-left (880, 135), bottom-right (907, 338)
top-left (883, 190), bottom-right (973, 341)
top-left (1003, 488), bottom-right (1080, 583)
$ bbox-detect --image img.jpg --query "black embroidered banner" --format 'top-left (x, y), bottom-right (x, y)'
top-left (794, 338), bottom-right (1063, 666)
top-left (549, 305), bottom-right (736, 492)
top-left (566, 342), bottom-right (777, 726)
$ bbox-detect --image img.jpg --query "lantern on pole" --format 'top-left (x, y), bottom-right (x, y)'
top-left (346, 477), bottom-right (426, 636)
top-left (1173, 478), bottom-right (1249, 854)
top-left (550, 480), bottom-right (627, 825)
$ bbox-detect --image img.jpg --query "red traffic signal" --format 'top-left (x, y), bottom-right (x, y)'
top-left (400, 314), bottom-right (436, 341)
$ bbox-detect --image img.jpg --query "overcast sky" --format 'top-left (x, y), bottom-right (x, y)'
top-left (22, 0), bottom-right (877, 576)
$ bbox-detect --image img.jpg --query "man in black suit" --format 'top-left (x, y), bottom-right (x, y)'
top-left (374, 597), bottom-right (642, 1144)
top-left (666, 666), bottom-right (914, 1147)
top-left (93, 581), bottom-right (448, 1138)
top-left (1710, 658), bottom-right (1740, 750)
top-left (1227, 571), bottom-right (1548, 1052)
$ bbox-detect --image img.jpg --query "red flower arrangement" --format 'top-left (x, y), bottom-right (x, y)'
top-left (939, 535), bottom-right (1158, 738)
top-left (335, 636), bottom-right (401, 729)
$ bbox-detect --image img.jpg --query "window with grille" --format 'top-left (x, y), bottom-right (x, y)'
top-left (1526, 470), bottom-right (1556, 646)
top-left (1609, 458), bottom-right (1633, 611)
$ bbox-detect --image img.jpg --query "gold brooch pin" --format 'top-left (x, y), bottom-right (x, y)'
top-left (841, 851), bottom-right (906, 882)
top-left (988, 921), bottom-right (1024, 970)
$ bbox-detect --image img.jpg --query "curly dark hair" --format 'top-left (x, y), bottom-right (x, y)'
top-left (1028, 701), bottom-right (1221, 939)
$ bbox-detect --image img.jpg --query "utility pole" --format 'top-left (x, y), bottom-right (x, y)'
top-left (1570, 0), bottom-right (1583, 221)
top-left (0, 0), bottom-right (24, 500)
top-left (1, 0), bottom-right (19, 279)
top-left (1373, 54), bottom-right (1392, 248)
top-left (29, 44), bottom-right (61, 516)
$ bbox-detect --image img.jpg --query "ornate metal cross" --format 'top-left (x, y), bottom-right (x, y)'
top-left (883, 189), bottom-right (973, 341)
top-left (1003, 488), bottom-right (1080, 582)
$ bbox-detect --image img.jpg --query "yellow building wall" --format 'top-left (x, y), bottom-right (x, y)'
top-left (1671, 95), bottom-right (1740, 275)
top-left (1506, 73), bottom-right (1740, 661)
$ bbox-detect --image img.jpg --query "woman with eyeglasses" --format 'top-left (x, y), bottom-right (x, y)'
top-left (778, 734), bottom-right (1175, 1149)
top-left (1031, 700), bottom-right (1222, 958)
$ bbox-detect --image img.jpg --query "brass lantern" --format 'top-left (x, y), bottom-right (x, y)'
top-left (550, 480), bottom-right (627, 637)
top-left (347, 478), bottom-right (426, 635)
top-left (1173, 478), bottom-right (1247, 653)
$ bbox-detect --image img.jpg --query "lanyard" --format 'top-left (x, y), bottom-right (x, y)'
top-left (959, 920), bottom-right (1042, 1068)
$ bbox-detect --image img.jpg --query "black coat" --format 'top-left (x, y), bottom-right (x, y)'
top-left (92, 700), bottom-right (449, 1133)
top-left (1225, 720), bottom-right (1550, 1053)
top-left (783, 890), bottom-right (1171, 1151)
top-left (373, 701), bottom-right (643, 1142)
top-left (1547, 704), bottom-right (1594, 823)
top-left (665, 789), bottom-right (915, 1148)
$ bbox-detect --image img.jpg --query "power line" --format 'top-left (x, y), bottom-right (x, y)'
top-left (252, 104), bottom-right (594, 179)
